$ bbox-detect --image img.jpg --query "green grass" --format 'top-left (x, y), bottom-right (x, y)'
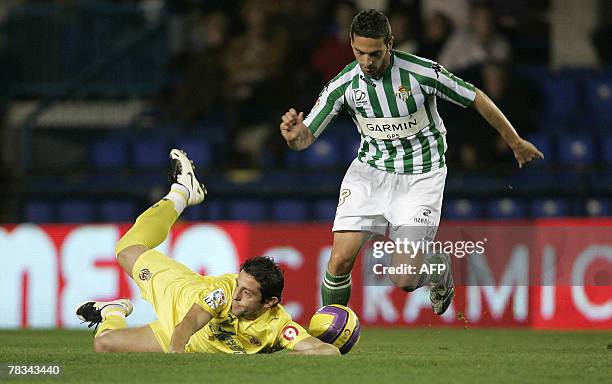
top-left (0, 329), bottom-right (610, 383)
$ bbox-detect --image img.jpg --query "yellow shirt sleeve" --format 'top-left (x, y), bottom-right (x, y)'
top-left (275, 321), bottom-right (311, 351)
top-left (193, 274), bottom-right (236, 317)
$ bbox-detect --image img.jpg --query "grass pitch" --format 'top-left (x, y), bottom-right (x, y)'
top-left (0, 328), bottom-right (609, 383)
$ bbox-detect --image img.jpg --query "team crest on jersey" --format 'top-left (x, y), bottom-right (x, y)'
top-left (138, 268), bottom-right (151, 281)
top-left (395, 85), bottom-right (411, 101)
top-left (204, 288), bottom-right (227, 310)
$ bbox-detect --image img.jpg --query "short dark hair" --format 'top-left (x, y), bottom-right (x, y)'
top-left (240, 256), bottom-right (284, 304)
top-left (350, 9), bottom-right (392, 44)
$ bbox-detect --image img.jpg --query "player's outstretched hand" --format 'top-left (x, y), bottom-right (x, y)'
top-left (511, 138), bottom-right (544, 168)
top-left (280, 108), bottom-right (305, 142)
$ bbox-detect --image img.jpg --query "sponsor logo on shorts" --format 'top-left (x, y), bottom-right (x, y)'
top-left (281, 325), bottom-right (299, 341)
top-left (204, 288), bottom-right (227, 310)
top-left (413, 217), bottom-right (431, 224)
top-left (138, 268), bottom-right (151, 281)
top-left (413, 208), bottom-right (434, 225)
top-left (338, 189), bottom-right (351, 206)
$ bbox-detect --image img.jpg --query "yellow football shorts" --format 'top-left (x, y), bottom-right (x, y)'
top-left (132, 249), bottom-right (196, 352)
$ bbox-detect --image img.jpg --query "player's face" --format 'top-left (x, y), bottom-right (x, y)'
top-left (231, 271), bottom-right (277, 319)
top-left (351, 35), bottom-right (392, 78)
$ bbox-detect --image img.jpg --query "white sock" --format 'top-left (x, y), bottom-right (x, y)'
top-left (164, 183), bottom-right (189, 214)
top-left (101, 305), bottom-right (127, 320)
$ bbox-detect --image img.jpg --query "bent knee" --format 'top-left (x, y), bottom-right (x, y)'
top-left (93, 334), bottom-right (113, 353)
top-left (116, 245), bottom-right (148, 276)
top-left (389, 274), bottom-right (418, 292)
top-left (328, 253), bottom-right (355, 275)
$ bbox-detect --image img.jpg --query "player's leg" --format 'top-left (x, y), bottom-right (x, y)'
top-left (115, 149), bottom-right (207, 277)
top-left (323, 160), bottom-right (391, 306)
top-left (75, 299), bottom-right (162, 352)
top-left (322, 231), bottom-right (371, 306)
top-left (386, 167), bottom-right (454, 314)
top-left (93, 326), bottom-right (163, 352)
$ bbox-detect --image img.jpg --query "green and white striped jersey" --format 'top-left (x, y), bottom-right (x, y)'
top-left (304, 50), bottom-right (476, 174)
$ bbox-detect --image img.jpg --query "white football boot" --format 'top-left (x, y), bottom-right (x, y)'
top-left (170, 148), bottom-right (207, 206)
top-left (429, 253), bottom-right (455, 315)
top-left (75, 299), bottom-right (133, 329)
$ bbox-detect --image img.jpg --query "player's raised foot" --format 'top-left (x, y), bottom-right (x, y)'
top-left (170, 148), bottom-right (207, 206)
top-left (75, 299), bottom-right (133, 328)
top-left (429, 253), bottom-right (454, 315)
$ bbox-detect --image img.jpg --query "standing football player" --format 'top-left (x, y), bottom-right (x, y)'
top-left (280, 9), bottom-right (543, 314)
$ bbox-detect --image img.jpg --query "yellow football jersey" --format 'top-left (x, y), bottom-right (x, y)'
top-left (133, 250), bottom-right (310, 354)
top-left (185, 273), bottom-right (310, 354)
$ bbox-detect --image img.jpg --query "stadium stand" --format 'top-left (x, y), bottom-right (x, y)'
top-left (0, 1), bottom-right (609, 223)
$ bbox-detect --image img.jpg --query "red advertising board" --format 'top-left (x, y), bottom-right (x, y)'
top-left (0, 220), bottom-right (610, 329)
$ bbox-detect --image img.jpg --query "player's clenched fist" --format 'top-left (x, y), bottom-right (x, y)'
top-left (510, 138), bottom-right (545, 168)
top-left (280, 108), bottom-right (305, 142)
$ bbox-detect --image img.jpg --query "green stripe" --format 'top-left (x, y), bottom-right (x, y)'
top-left (352, 73), bottom-right (370, 162)
top-left (395, 50), bottom-right (475, 106)
top-left (394, 50), bottom-right (434, 68)
top-left (309, 82), bottom-right (350, 134)
top-left (399, 69), bottom-right (417, 114)
top-left (383, 140), bottom-right (396, 172)
top-left (329, 61), bottom-right (359, 82)
top-left (423, 98), bottom-right (446, 168)
top-left (417, 133), bottom-right (432, 173)
top-left (366, 84), bottom-right (384, 118)
top-left (411, 72), bottom-right (473, 107)
top-left (367, 138), bottom-right (383, 168)
top-left (400, 138), bottom-right (413, 173)
top-left (382, 76), bottom-right (400, 117)
top-left (358, 135), bottom-right (368, 162)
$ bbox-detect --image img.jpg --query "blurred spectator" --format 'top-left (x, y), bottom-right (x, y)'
top-left (451, 62), bottom-right (538, 168)
top-left (438, 3), bottom-right (511, 73)
top-left (223, 0), bottom-right (288, 166)
top-left (389, 12), bottom-right (417, 54)
top-left (310, 1), bottom-right (357, 83)
top-left (416, 12), bottom-right (453, 61)
top-left (592, 22), bottom-right (612, 66)
top-left (161, 11), bottom-right (229, 124)
top-left (421, 0), bottom-right (469, 31)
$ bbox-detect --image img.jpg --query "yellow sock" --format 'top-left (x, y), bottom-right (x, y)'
top-left (95, 314), bottom-right (127, 337)
top-left (115, 189), bottom-right (185, 255)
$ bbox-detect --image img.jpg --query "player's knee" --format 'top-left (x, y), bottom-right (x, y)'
top-left (389, 274), bottom-right (418, 292)
top-left (93, 334), bottom-right (113, 353)
top-left (328, 253), bottom-right (353, 275)
top-left (115, 245), bottom-right (148, 276)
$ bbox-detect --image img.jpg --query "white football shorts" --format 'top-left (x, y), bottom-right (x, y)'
top-left (332, 159), bottom-right (446, 241)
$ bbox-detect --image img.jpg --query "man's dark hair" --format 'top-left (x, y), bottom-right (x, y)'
top-left (240, 256), bottom-right (284, 304)
top-left (350, 9), bottom-right (392, 44)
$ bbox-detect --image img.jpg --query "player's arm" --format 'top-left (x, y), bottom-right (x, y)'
top-left (472, 87), bottom-right (544, 168)
top-left (280, 108), bottom-right (315, 151)
top-left (280, 74), bottom-right (347, 150)
top-left (288, 336), bottom-right (340, 356)
top-left (169, 303), bottom-right (212, 353)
